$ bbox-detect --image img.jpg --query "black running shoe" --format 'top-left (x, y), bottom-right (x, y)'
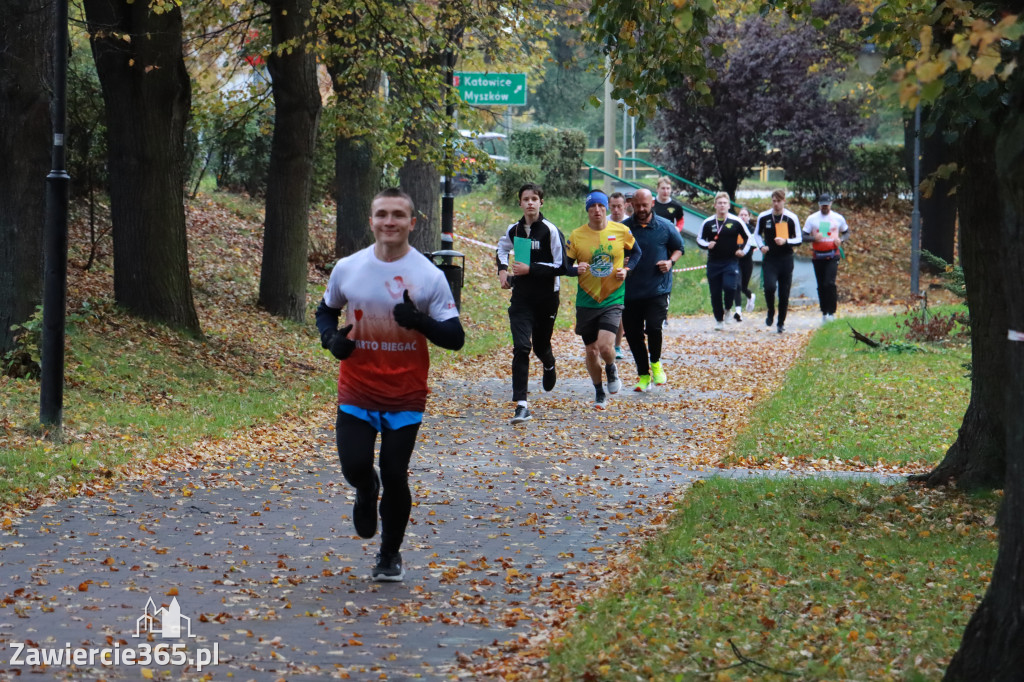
top-left (353, 470), bottom-right (380, 539)
top-left (777, 324), bottom-right (785, 334)
top-left (765, 312), bottom-right (774, 327)
top-left (372, 551), bottom-right (404, 582)
top-left (510, 405), bottom-right (532, 424)
top-left (542, 365), bottom-right (557, 392)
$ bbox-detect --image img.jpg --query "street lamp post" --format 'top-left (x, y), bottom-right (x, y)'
top-left (40, 0), bottom-right (70, 432)
top-left (441, 50), bottom-right (455, 246)
top-left (910, 103), bottom-right (922, 296)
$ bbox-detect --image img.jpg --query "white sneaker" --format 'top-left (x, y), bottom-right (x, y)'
top-left (715, 321), bottom-right (725, 331)
top-left (746, 294), bottom-right (755, 312)
top-left (826, 313), bottom-right (836, 321)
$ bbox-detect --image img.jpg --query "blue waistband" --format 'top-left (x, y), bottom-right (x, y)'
top-left (338, 405), bottom-right (423, 431)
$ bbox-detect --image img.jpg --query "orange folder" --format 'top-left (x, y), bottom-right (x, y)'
top-left (775, 220), bottom-right (789, 241)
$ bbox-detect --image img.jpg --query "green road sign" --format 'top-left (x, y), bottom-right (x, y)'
top-left (454, 72), bottom-right (527, 106)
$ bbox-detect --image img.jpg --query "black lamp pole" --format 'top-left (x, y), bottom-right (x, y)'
top-left (440, 50), bottom-right (455, 247)
top-left (40, 0), bottom-right (70, 431)
top-left (910, 102), bottom-right (922, 297)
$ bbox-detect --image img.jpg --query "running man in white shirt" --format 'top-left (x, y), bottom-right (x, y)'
top-left (315, 188), bottom-right (465, 582)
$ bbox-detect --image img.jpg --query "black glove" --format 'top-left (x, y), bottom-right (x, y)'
top-left (393, 290), bottom-right (427, 330)
top-left (326, 324), bottom-right (355, 360)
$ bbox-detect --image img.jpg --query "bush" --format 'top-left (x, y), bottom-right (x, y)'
top-left (842, 144), bottom-right (908, 205)
top-left (213, 108), bottom-right (274, 196)
top-left (509, 126), bottom-right (587, 199)
top-left (789, 143), bottom-right (908, 205)
top-left (497, 163), bottom-right (542, 204)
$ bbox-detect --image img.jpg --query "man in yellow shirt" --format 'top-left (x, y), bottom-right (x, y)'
top-left (566, 191), bottom-right (642, 409)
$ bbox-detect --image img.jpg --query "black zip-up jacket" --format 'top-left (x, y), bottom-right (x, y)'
top-left (755, 208), bottom-right (802, 257)
top-left (495, 214), bottom-right (567, 301)
top-left (697, 214), bottom-right (752, 262)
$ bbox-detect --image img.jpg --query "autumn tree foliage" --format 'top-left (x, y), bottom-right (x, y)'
top-left (655, 3), bottom-right (862, 200)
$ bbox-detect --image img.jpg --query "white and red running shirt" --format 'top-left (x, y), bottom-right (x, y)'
top-left (323, 246), bottom-right (459, 412)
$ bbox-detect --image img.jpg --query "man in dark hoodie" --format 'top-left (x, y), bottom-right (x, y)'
top-left (622, 188), bottom-right (684, 391)
top-left (496, 183), bottom-right (568, 424)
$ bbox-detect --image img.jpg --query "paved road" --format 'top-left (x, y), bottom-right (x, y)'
top-left (0, 310), bottom-right (882, 681)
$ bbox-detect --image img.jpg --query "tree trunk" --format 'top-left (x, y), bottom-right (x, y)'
top-left (944, 96), bottom-right (1024, 682)
top-left (399, 157), bottom-right (440, 255)
top-left (0, 0), bottom-right (51, 354)
top-left (326, 65), bottom-right (380, 259)
top-left (84, 0), bottom-right (199, 334)
top-left (908, 123), bottom-right (1006, 490)
top-left (334, 134), bottom-right (378, 257)
top-left (258, 0), bottom-right (322, 322)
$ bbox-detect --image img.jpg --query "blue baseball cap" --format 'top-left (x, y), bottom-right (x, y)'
top-left (585, 191), bottom-right (608, 211)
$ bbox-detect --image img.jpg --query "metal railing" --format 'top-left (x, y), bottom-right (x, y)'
top-left (581, 159), bottom-right (742, 212)
top-left (583, 163), bottom-right (645, 191)
top-left (617, 157), bottom-right (743, 211)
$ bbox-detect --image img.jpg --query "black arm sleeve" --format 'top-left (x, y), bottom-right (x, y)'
top-left (315, 298), bottom-right (341, 346)
top-left (417, 316), bottom-right (465, 351)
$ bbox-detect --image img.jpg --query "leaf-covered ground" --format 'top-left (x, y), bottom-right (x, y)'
top-left (0, 192), bottom-right (976, 680)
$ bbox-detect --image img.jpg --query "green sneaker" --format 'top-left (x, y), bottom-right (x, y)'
top-left (651, 361), bottom-right (667, 386)
top-left (633, 375), bottom-right (652, 393)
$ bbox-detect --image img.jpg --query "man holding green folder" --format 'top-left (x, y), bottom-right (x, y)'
top-left (496, 183), bottom-right (568, 424)
top-left (802, 193), bottom-right (849, 323)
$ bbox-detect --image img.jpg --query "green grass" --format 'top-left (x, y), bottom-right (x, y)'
top-left (0, 301), bottom-right (336, 505)
top-left (547, 477), bottom-right (998, 681)
top-left (729, 309), bottom-right (970, 468)
top-left (546, 310), bottom-right (981, 680)
top-left (0, 190), bottom-right (339, 506)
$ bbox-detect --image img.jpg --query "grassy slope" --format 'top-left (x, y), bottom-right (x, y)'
top-left (546, 476), bottom-right (998, 681)
top-left (0, 194), bottom-right (337, 508)
top-left (544, 310), bottom-right (985, 681)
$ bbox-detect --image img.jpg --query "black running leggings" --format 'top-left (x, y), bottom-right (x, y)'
top-left (739, 251), bottom-right (754, 300)
top-left (335, 411), bottom-right (420, 555)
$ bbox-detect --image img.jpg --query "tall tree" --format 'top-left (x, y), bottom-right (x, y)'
top-left (84, 0), bottom-right (200, 333)
top-left (327, 67), bottom-right (380, 258)
top-left (0, 0), bottom-right (51, 356)
top-left (656, 5), bottom-right (862, 200)
top-left (944, 108), bottom-right (1024, 678)
top-left (257, 0), bottom-right (322, 321)
top-left (907, 117), bottom-right (1006, 489)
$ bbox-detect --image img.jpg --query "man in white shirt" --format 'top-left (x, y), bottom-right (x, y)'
top-left (802, 193), bottom-right (849, 322)
top-left (315, 188), bottom-right (464, 582)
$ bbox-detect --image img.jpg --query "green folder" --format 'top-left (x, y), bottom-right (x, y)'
top-left (513, 236), bottom-right (532, 266)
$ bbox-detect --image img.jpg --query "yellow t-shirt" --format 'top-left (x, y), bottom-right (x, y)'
top-left (566, 221), bottom-right (636, 307)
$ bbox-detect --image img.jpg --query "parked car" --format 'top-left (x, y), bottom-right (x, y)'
top-left (440, 131), bottom-right (508, 195)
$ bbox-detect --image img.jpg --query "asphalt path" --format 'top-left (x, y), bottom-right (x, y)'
top-left (0, 310), bottom-right (886, 681)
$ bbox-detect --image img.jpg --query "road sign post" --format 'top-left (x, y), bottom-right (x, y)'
top-left (454, 72), bottom-right (527, 106)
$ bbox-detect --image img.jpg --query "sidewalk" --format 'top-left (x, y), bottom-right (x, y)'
top-left (0, 309), bottom-right (879, 681)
